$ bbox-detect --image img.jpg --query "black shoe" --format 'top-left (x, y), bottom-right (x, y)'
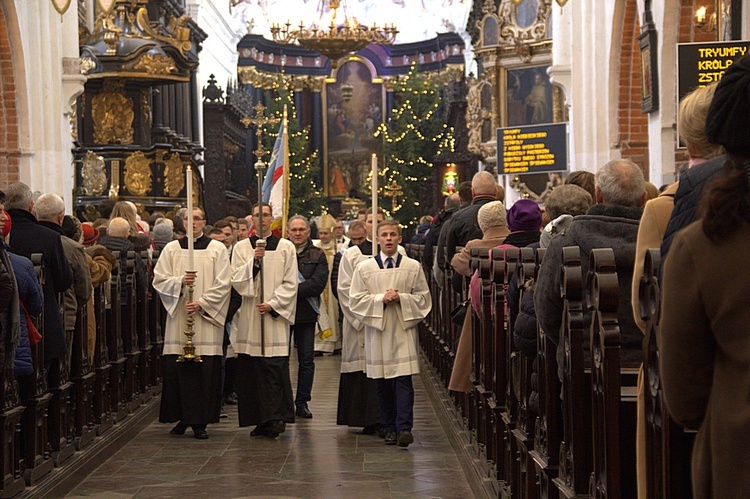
top-left (384, 431), bottom-right (397, 445)
top-left (271, 420), bottom-right (286, 435)
top-left (397, 430), bottom-right (414, 448)
top-left (223, 393), bottom-right (238, 405)
top-left (170, 422), bottom-right (188, 435)
top-left (295, 405), bottom-right (313, 419)
top-left (361, 423), bottom-right (382, 435)
top-left (192, 426), bottom-right (209, 440)
top-left (251, 423), bottom-right (276, 437)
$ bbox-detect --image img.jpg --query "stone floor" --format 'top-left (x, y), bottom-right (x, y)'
top-left (67, 353), bottom-right (476, 498)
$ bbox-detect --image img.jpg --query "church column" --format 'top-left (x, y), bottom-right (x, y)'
top-left (310, 78), bottom-right (324, 173)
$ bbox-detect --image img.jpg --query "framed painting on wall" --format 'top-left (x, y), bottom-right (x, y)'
top-left (323, 58), bottom-right (385, 199)
top-left (505, 65), bottom-right (553, 127)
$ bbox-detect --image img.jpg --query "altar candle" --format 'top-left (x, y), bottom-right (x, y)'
top-left (371, 153), bottom-right (377, 256)
top-left (186, 164), bottom-right (195, 270)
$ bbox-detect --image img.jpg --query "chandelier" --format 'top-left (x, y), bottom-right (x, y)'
top-left (270, 0), bottom-right (398, 68)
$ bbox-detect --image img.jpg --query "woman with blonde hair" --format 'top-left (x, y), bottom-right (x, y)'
top-left (109, 201), bottom-right (139, 236)
top-left (631, 81), bottom-right (723, 498)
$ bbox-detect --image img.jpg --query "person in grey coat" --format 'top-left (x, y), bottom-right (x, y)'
top-left (534, 160), bottom-right (646, 381)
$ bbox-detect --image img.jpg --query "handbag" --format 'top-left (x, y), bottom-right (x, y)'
top-left (20, 300), bottom-right (42, 345)
top-left (450, 299), bottom-right (469, 327)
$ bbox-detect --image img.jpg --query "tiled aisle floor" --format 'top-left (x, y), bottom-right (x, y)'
top-left (67, 353), bottom-right (475, 498)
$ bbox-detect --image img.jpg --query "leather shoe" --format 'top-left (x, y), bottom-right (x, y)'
top-left (192, 427), bottom-right (209, 440)
top-left (384, 431), bottom-right (397, 445)
top-left (295, 405), bottom-right (313, 419)
top-left (361, 423), bottom-right (382, 436)
top-left (271, 420), bottom-right (286, 435)
top-left (170, 422), bottom-right (188, 435)
top-left (251, 424), bottom-right (277, 437)
top-left (397, 430), bottom-right (414, 448)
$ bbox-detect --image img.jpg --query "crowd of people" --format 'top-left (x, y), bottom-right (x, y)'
top-left (2, 55), bottom-right (749, 494)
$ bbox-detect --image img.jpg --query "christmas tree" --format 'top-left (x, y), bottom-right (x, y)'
top-left (261, 76), bottom-right (325, 220)
top-left (375, 65), bottom-right (456, 234)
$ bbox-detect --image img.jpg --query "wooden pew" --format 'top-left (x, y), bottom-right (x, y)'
top-left (48, 289), bottom-right (75, 466)
top-left (70, 303), bottom-right (95, 450)
top-left (640, 249), bottom-right (694, 498)
top-left (588, 248), bottom-right (638, 499)
top-left (122, 252), bottom-right (142, 410)
top-left (0, 259), bottom-right (25, 496)
top-left (494, 247), bottom-right (519, 498)
top-left (529, 248), bottom-right (563, 499)
top-left (20, 254), bottom-right (53, 485)
top-left (148, 250), bottom-right (164, 396)
top-left (137, 251), bottom-right (152, 403)
top-left (92, 279), bottom-right (113, 435)
top-left (511, 247), bottom-right (539, 499)
top-left (475, 248), bottom-right (494, 468)
top-left (552, 246), bottom-right (591, 497)
top-left (107, 253), bottom-right (128, 423)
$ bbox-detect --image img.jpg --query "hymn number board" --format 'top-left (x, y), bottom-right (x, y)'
top-left (677, 40), bottom-right (750, 101)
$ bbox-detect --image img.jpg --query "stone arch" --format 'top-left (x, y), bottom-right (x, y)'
top-left (0, 0), bottom-right (19, 185)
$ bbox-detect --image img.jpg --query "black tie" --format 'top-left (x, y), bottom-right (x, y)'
top-left (386, 257), bottom-right (394, 269)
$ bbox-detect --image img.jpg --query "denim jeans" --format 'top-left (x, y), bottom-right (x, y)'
top-left (292, 322), bottom-right (316, 407)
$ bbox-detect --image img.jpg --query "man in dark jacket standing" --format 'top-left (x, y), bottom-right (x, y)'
top-left (4, 182), bottom-right (72, 366)
top-left (287, 215), bottom-right (328, 419)
top-left (422, 192), bottom-right (460, 275)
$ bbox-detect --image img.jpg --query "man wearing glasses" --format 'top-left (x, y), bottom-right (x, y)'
top-left (231, 203), bottom-right (298, 437)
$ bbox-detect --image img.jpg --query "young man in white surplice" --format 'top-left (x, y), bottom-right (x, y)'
top-left (349, 220), bottom-right (431, 448)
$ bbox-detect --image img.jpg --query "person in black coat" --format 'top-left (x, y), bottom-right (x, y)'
top-left (98, 217), bottom-right (149, 304)
top-left (287, 216), bottom-right (329, 419)
top-left (4, 183), bottom-right (72, 364)
top-left (444, 172), bottom-right (499, 266)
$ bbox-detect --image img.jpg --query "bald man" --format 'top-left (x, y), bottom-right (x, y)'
top-left (444, 171), bottom-right (501, 266)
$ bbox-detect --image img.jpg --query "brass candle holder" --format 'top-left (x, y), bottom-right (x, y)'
top-left (177, 271), bottom-right (202, 362)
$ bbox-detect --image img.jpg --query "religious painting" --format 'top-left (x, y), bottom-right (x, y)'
top-left (505, 65), bottom-right (553, 127)
top-left (324, 59), bottom-right (384, 199)
top-left (638, 25), bottom-right (659, 113)
top-left (513, 0), bottom-right (539, 29)
top-left (482, 16), bottom-right (499, 47)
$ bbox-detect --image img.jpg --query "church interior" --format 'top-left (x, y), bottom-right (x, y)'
top-left (0, 0), bottom-right (748, 497)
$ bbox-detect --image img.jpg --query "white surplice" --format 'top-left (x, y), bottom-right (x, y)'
top-left (153, 239), bottom-right (231, 357)
top-left (336, 245), bottom-right (370, 373)
top-left (231, 236), bottom-right (298, 357)
top-left (349, 255), bottom-right (432, 379)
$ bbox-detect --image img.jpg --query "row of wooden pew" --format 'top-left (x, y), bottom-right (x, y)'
top-left (0, 250), bottom-right (165, 498)
top-left (406, 243), bottom-right (694, 499)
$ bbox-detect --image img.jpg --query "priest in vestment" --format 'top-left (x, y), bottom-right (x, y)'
top-left (153, 208), bottom-right (231, 440)
top-left (349, 220), bottom-right (432, 448)
top-left (335, 209), bottom-right (384, 433)
top-left (313, 214), bottom-right (339, 354)
top-left (231, 203), bottom-right (298, 437)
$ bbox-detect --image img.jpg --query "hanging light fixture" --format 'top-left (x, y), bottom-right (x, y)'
top-left (270, 0), bottom-right (398, 68)
top-left (556, 0), bottom-right (570, 9)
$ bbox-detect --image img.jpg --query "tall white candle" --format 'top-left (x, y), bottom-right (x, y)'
top-left (186, 164), bottom-right (195, 270)
top-left (371, 153), bottom-right (377, 256)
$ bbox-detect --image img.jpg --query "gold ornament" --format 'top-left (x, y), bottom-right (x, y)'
top-left (133, 53), bottom-right (177, 75)
top-left (163, 153), bottom-right (185, 197)
top-left (124, 151), bottom-right (152, 196)
top-left (81, 151), bottom-right (108, 196)
top-left (91, 80), bottom-right (134, 145)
